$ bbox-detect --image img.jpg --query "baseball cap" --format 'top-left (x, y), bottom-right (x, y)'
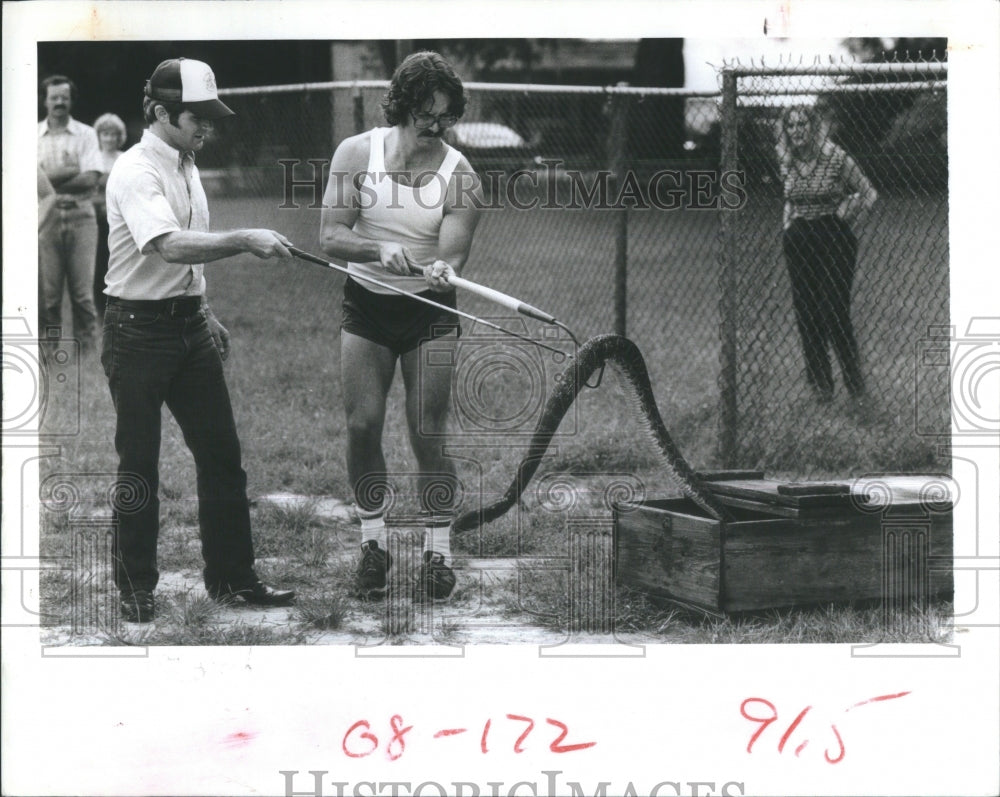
top-left (144, 58), bottom-right (234, 120)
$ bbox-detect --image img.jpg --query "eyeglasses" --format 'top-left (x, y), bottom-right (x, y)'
top-left (411, 111), bottom-right (459, 130)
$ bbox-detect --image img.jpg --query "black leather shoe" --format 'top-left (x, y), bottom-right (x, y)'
top-left (120, 590), bottom-right (155, 623)
top-left (210, 581), bottom-right (295, 607)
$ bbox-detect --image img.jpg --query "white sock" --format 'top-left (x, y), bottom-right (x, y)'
top-left (359, 508), bottom-right (387, 549)
top-left (423, 515), bottom-right (453, 563)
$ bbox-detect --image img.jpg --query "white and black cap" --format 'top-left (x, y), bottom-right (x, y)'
top-left (144, 58), bottom-right (234, 120)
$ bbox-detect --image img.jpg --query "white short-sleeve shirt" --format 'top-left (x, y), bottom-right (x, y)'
top-left (104, 129), bottom-right (209, 300)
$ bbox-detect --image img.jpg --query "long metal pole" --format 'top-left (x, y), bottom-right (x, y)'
top-left (718, 69), bottom-right (739, 469)
top-left (288, 247), bottom-right (567, 354)
top-left (608, 83), bottom-right (630, 338)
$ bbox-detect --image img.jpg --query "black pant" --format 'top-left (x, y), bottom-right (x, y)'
top-left (94, 212), bottom-right (110, 318)
top-left (101, 301), bottom-right (257, 594)
top-left (782, 215), bottom-right (864, 397)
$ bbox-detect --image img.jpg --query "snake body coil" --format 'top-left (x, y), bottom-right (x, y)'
top-left (453, 333), bottom-right (730, 532)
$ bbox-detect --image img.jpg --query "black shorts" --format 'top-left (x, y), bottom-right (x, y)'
top-left (341, 276), bottom-right (460, 355)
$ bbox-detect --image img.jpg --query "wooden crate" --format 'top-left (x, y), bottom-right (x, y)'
top-left (612, 473), bottom-right (953, 614)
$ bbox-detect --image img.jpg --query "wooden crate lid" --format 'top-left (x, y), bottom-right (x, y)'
top-left (697, 471), bottom-right (954, 517)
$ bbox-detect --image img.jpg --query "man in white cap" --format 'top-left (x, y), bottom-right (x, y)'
top-left (103, 57), bottom-right (295, 622)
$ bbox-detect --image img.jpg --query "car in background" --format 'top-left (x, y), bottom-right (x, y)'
top-left (445, 121), bottom-right (543, 176)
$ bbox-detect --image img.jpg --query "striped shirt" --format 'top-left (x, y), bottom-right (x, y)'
top-left (780, 142), bottom-right (854, 222)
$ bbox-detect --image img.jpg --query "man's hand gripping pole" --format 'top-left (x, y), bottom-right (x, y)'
top-left (287, 246), bottom-right (567, 355)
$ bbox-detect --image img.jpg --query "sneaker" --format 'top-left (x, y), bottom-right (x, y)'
top-left (356, 540), bottom-right (392, 599)
top-left (412, 551), bottom-right (456, 602)
top-left (120, 589), bottom-right (155, 623)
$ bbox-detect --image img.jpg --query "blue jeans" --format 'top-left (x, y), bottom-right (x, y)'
top-left (101, 301), bottom-right (257, 594)
top-left (38, 200), bottom-right (98, 350)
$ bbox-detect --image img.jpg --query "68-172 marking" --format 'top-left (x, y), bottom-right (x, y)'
top-left (343, 714), bottom-right (596, 761)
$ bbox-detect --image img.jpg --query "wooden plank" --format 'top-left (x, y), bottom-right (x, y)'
top-left (706, 479), bottom-right (857, 513)
top-left (723, 514), bottom-right (954, 612)
top-left (710, 494), bottom-right (806, 519)
top-left (614, 494), bottom-right (953, 614)
top-left (777, 482), bottom-right (851, 497)
top-left (723, 517), bottom-right (880, 611)
top-left (614, 500), bottom-right (721, 611)
top-left (697, 470), bottom-right (766, 482)
top-left (928, 514), bottom-right (954, 598)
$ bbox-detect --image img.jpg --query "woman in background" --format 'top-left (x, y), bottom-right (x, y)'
top-left (777, 105), bottom-right (877, 403)
top-left (92, 112), bottom-right (127, 319)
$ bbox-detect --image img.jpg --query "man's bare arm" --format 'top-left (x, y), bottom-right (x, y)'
top-left (437, 163), bottom-right (483, 275)
top-left (151, 229), bottom-right (292, 264)
top-left (319, 134), bottom-right (382, 263)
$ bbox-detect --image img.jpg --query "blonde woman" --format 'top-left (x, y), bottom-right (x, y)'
top-left (777, 105), bottom-right (877, 402)
top-left (92, 112), bottom-right (127, 318)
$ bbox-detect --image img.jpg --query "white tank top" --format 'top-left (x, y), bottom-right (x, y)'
top-left (348, 127), bottom-right (461, 295)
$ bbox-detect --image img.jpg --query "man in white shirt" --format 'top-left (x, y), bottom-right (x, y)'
top-left (320, 51), bottom-right (482, 602)
top-left (37, 75), bottom-right (102, 353)
top-left (103, 57), bottom-right (296, 622)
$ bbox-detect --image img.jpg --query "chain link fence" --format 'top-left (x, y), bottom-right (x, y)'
top-left (207, 58), bottom-right (948, 480)
top-left (717, 60), bottom-right (949, 478)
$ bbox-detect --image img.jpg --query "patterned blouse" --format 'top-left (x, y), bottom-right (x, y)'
top-left (780, 142), bottom-right (855, 222)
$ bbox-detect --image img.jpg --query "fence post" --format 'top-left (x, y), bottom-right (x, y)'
top-left (352, 83), bottom-right (365, 136)
top-left (718, 69), bottom-right (739, 468)
top-left (608, 83), bottom-right (629, 337)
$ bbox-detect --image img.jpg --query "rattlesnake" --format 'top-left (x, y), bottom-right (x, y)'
top-left (453, 333), bottom-right (731, 532)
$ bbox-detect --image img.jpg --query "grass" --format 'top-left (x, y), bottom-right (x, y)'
top-left (46, 584), bottom-right (312, 647)
top-left (37, 188), bottom-right (952, 646)
top-left (294, 591), bottom-right (349, 631)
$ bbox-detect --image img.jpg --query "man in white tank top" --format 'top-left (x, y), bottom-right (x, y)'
top-left (320, 52), bottom-right (482, 601)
